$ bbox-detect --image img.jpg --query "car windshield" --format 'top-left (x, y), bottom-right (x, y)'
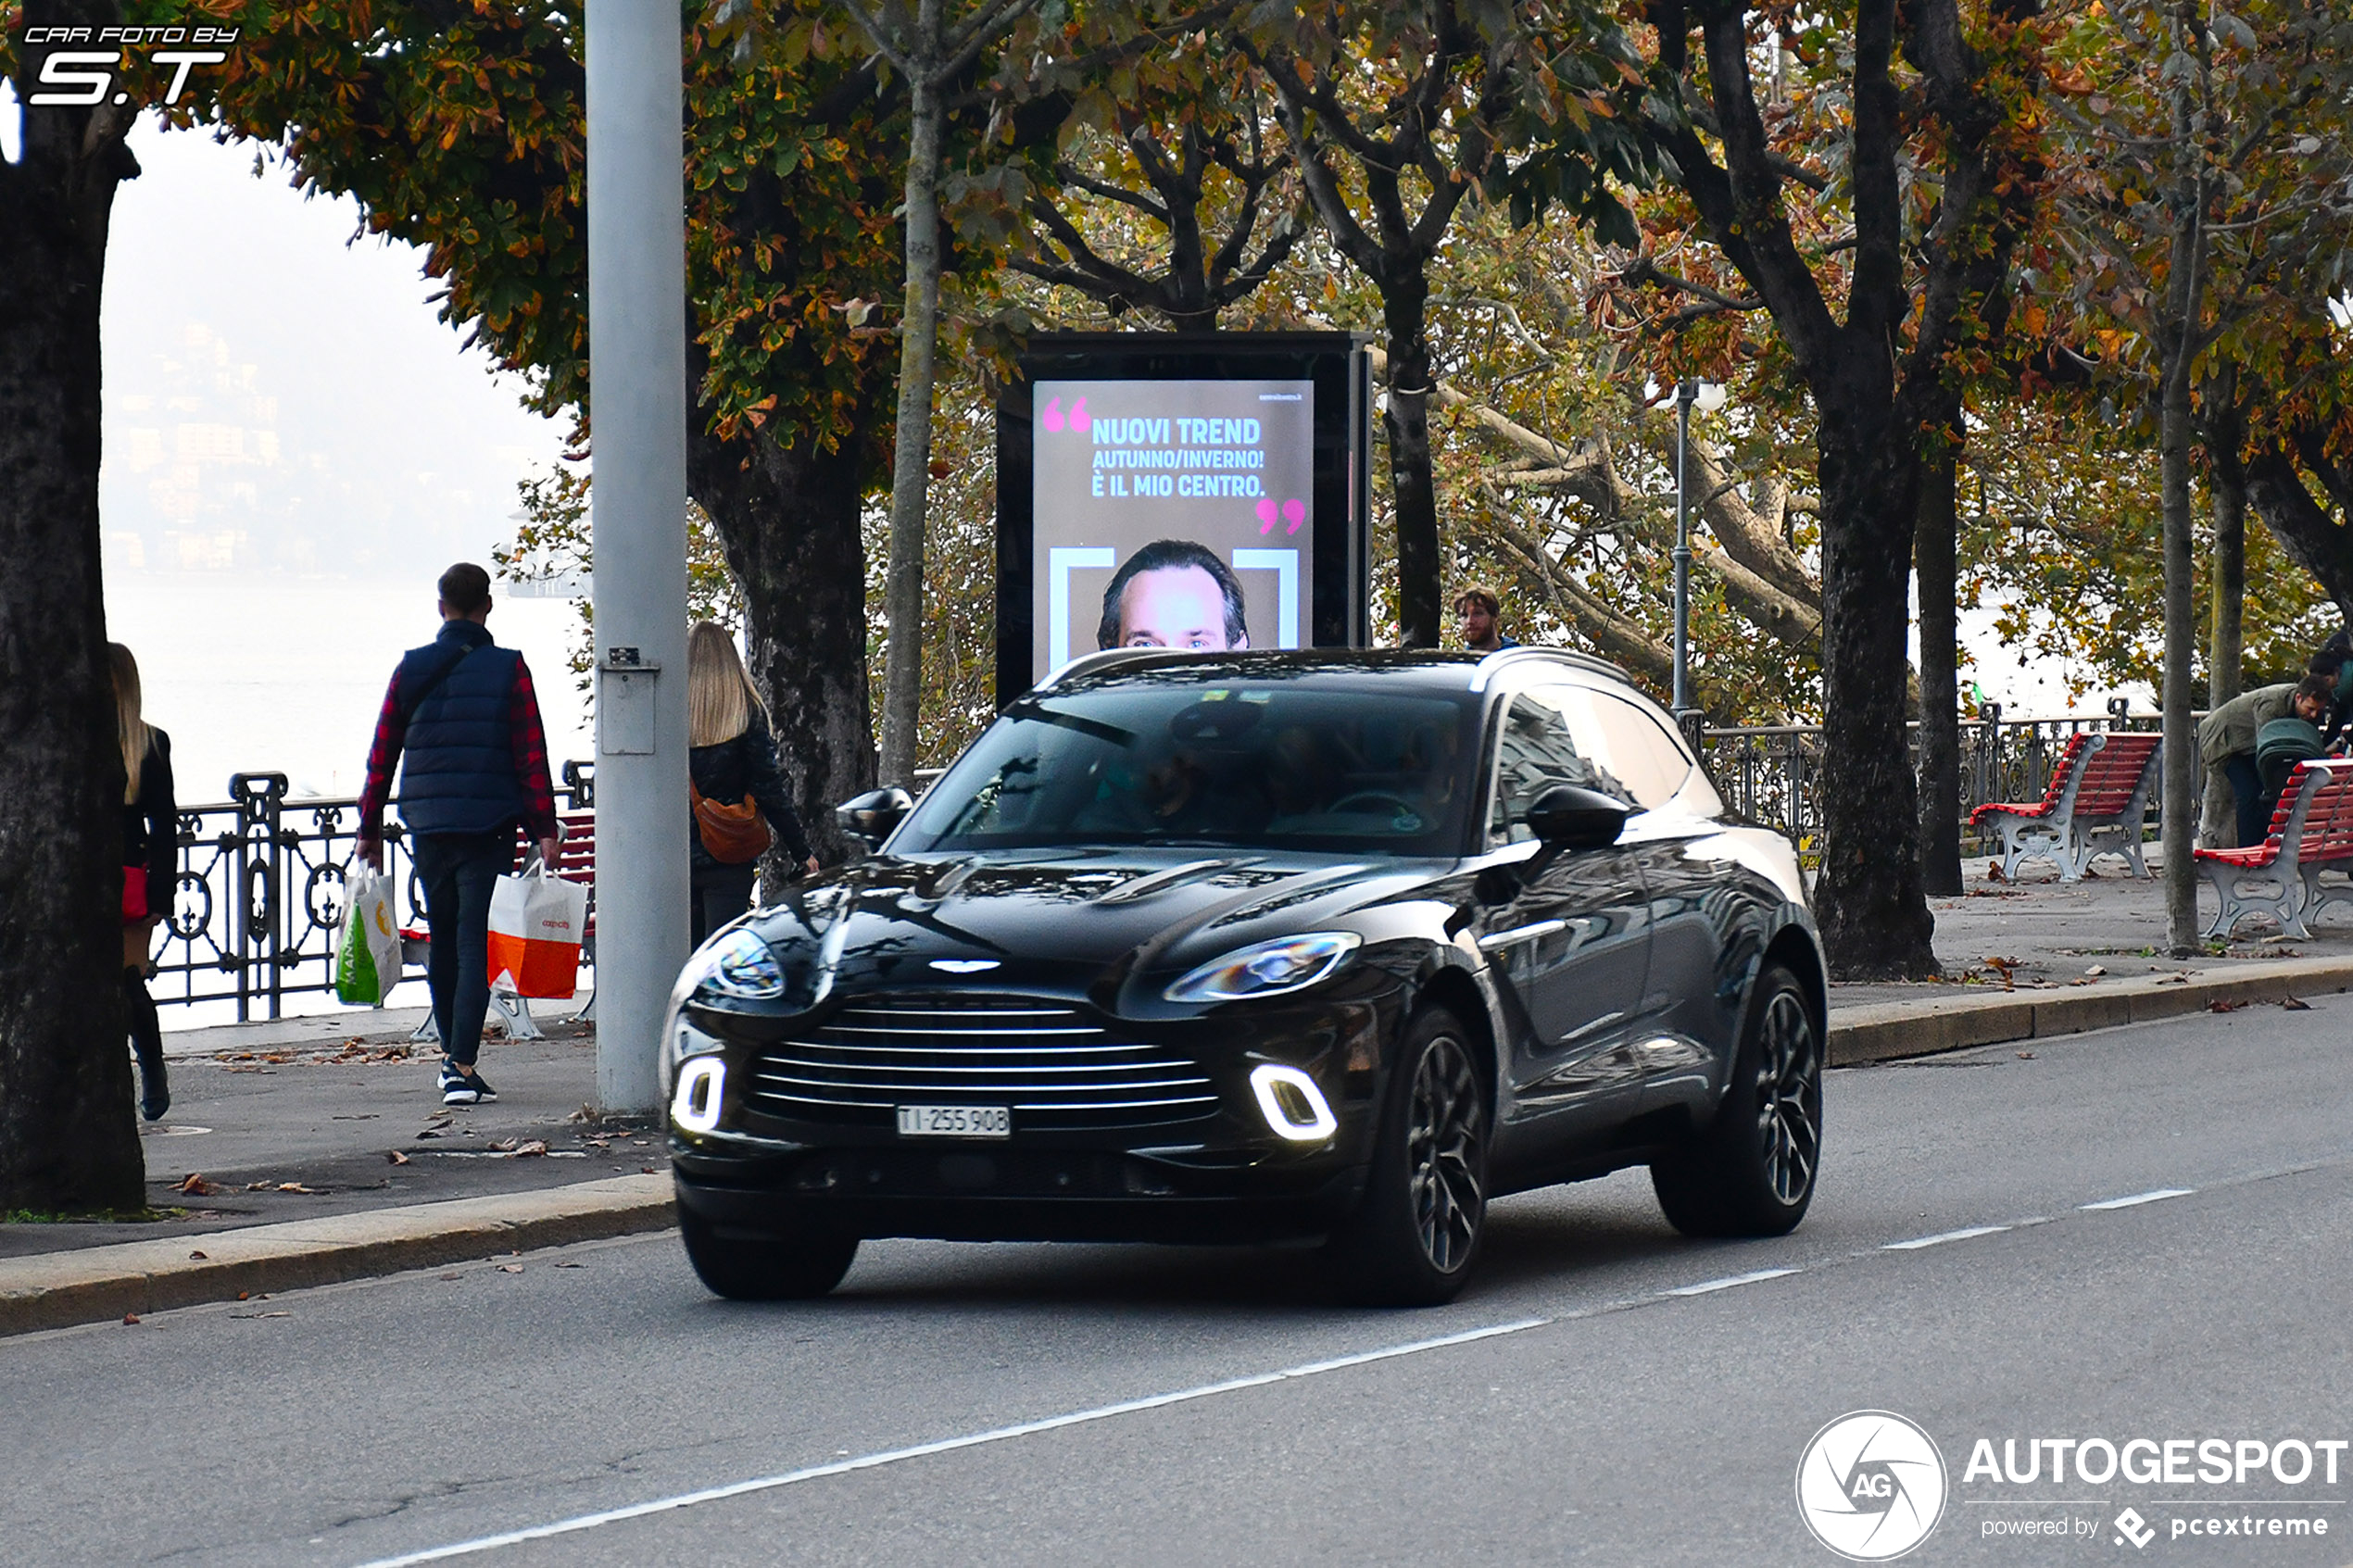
top-left (901, 683), bottom-right (1478, 855)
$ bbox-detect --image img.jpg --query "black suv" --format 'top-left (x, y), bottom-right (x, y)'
top-left (666, 647), bottom-right (1824, 1305)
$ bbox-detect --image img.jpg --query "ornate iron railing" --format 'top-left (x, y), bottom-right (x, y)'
top-left (150, 761), bottom-right (595, 1020)
top-left (1697, 700), bottom-right (2175, 863)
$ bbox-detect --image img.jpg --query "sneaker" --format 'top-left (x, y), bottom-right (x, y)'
top-left (440, 1061), bottom-right (497, 1106)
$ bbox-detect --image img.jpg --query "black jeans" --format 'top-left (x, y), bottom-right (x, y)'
top-left (411, 829), bottom-right (511, 1066)
top-left (691, 863), bottom-right (758, 948)
top-left (2225, 752), bottom-right (2269, 847)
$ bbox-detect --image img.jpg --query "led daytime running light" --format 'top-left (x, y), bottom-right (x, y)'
top-left (671, 1055), bottom-right (725, 1134)
top-left (1249, 1064), bottom-right (1338, 1142)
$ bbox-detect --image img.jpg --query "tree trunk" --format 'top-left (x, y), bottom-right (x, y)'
top-left (2159, 369), bottom-right (2199, 953)
top-left (1812, 394), bottom-right (1939, 979)
top-left (2246, 447), bottom-right (2353, 623)
top-left (875, 31), bottom-right (946, 786)
top-left (688, 424), bottom-right (877, 867)
top-left (1381, 276), bottom-right (1443, 649)
top-left (2208, 446), bottom-right (2246, 705)
top-left (2157, 18), bottom-right (2204, 958)
top-left (1915, 433), bottom-right (1963, 896)
top-left (0, 23), bottom-right (147, 1211)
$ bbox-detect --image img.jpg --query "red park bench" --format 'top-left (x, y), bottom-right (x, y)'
top-left (1969, 730), bottom-right (2162, 883)
top-left (2192, 758), bottom-right (2353, 939)
top-left (399, 809), bottom-right (597, 1043)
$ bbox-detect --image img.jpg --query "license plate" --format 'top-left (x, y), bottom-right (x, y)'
top-left (896, 1104), bottom-right (1011, 1139)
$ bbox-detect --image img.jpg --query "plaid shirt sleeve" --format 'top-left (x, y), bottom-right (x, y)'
top-left (358, 669), bottom-right (406, 844)
top-left (510, 657), bottom-right (560, 843)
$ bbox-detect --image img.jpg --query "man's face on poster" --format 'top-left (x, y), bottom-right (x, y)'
top-left (1114, 565), bottom-right (1247, 650)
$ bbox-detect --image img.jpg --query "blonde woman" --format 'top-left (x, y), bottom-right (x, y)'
top-left (687, 621), bottom-right (817, 945)
top-left (112, 644), bottom-right (176, 1121)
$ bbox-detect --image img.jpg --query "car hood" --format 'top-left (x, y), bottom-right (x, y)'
top-left (739, 847), bottom-right (1440, 1016)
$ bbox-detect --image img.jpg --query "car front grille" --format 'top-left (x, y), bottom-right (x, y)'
top-left (746, 995), bottom-right (1219, 1132)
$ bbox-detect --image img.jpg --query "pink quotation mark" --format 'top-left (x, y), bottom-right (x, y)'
top-left (1254, 498), bottom-right (1307, 534)
top-left (1067, 396), bottom-right (1089, 433)
top-left (1041, 396), bottom-right (1063, 433)
top-left (1041, 395), bottom-right (1090, 433)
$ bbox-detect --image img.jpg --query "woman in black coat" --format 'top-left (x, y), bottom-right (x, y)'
top-left (686, 621), bottom-right (817, 947)
top-left (113, 643), bottom-right (176, 1121)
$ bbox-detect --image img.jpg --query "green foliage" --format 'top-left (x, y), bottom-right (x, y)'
top-left (490, 465), bottom-right (747, 688)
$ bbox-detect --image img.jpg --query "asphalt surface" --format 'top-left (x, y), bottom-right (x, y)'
top-left (7, 995), bottom-right (2352, 1567)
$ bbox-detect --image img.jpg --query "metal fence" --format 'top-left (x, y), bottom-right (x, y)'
top-left (1697, 699), bottom-right (2171, 859)
top-left (149, 761), bottom-right (595, 1021)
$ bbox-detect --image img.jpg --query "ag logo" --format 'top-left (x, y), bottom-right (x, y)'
top-left (1795, 1411), bottom-right (1948, 1561)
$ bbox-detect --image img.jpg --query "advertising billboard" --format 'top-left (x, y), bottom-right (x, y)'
top-left (997, 334), bottom-right (1371, 701)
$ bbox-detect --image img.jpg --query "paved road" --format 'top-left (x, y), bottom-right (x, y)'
top-left (9, 996), bottom-right (2353, 1567)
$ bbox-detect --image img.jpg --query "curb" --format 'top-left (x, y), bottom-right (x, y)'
top-left (0, 1173), bottom-right (672, 1339)
top-left (1827, 955), bottom-right (2353, 1067)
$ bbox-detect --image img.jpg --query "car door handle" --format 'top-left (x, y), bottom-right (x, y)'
top-left (1477, 918), bottom-right (1567, 951)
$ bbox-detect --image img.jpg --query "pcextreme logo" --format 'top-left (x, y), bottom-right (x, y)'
top-left (1797, 1411), bottom-right (1950, 1562)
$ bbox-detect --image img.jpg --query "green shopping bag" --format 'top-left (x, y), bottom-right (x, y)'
top-left (334, 868), bottom-right (399, 1006)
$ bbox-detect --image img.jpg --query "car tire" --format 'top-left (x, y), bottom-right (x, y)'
top-left (679, 1208), bottom-right (859, 1300)
top-left (1327, 1006), bottom-right (1490, 1307)
top-left (1651, 963), bottom-right (1821, 1238)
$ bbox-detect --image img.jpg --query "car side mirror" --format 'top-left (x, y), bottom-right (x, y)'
top-left (1523, 784), bottom-right (1630, 850)
top-left (835, 786), bottom-right (912, 849)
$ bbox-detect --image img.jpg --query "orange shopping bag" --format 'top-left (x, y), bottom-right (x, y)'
top-left (485, 864), bottom-right (587, 1000)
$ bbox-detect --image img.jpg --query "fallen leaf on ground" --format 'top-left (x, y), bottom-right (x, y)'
top-left (2016, 1051), bottom-right (2036, 1060)
top-left (276, 1182), bottom-right (321, 1193)
top-left (489, 1138), bottom-right (519, 1152)
top-left (2156, 973), bottom-right (2189, 985)
top-left (122, 1312), bottom-right (140, 1325)
top-left (415, 1130), bottom-right (441, 1139)
top-left (188, 1250), bottom-right (207, 1260)
top-left (176, 1173), bottom-right (215, 1196)
top-left (2283, 997), bottom-right (2312, 1010)
top-left (512, 1140), bottom-right (547, 1158)
top-left (1987, 860), bottom-right (2007, 882)
top-left (497, 1263), bottom-right (524, 1274)
top-left (640, 1165), bottom-right (656, 1174)
top-left (387, 1150), bottom-right (410, 1165)
top-left (245, 1182), bottom-right (271, 1191)
top-left (2085, 964), bottom-right (2107, 976)
top-left (438, 1272), bottom-right (461, 1282)
top-left (554, 1261), bottom-right (585, 1269)
top-left (2208, 998), bottom-right (2241, 1012)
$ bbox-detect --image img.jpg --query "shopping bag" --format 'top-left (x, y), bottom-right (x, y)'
top-left (486, 865), bottom-right (587, 999)
top-left (334, 869), bottom-right (400, 1006)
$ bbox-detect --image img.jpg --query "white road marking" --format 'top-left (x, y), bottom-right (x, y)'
top-left (1883, 1224), bottom-right (2011, 1251)
top-left (2080, 1187), bottom-right (2194, 1210)
top-left (348, 1317), bottom-right (1550, 1567)
top-left (1664, 1267), bottom-right (1801, 1297)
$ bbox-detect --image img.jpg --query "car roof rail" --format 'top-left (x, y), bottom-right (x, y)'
top-left (1467, 645), bottom-right (1631, 692)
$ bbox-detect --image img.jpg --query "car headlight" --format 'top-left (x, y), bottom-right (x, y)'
top-left (693, 928), bottom-right (785, 1000)
top-left (1164, 932), bottom-right (1363, 1003)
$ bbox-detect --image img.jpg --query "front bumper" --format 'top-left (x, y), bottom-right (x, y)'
top-left (666, 981), bottom-right (1397, 1244)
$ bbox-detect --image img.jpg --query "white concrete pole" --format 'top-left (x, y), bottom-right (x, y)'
top-left (586, 0), bottom-right (688, 1114)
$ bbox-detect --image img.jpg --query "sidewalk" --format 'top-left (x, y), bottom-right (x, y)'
top-left (1, 1005), bottom-right (669, 1262)
top-left (6, 857), bottom-right (2349, 1336)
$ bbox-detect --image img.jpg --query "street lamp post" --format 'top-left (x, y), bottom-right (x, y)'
top-left (1672, 378), bottom-right (1697, 716)
top-left (585, 0), bottom-right (689, 1115)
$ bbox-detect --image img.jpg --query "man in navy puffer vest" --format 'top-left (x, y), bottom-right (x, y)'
top-left (358, 563), bottom-right (560, 1106)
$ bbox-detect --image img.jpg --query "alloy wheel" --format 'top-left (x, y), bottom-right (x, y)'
top-left (1406, 1034), bottom-right (1486, 1273)
top-left (1754, 990), bottom-right (1821, 1206)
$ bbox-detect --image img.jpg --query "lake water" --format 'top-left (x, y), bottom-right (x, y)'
top-left (108, 572), bottom-right (595, 806)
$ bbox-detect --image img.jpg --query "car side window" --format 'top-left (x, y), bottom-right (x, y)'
top-left (1529, 684), bottom-right (1715, 813)
top-left (1488, 692), bottom-right (1631, 842)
